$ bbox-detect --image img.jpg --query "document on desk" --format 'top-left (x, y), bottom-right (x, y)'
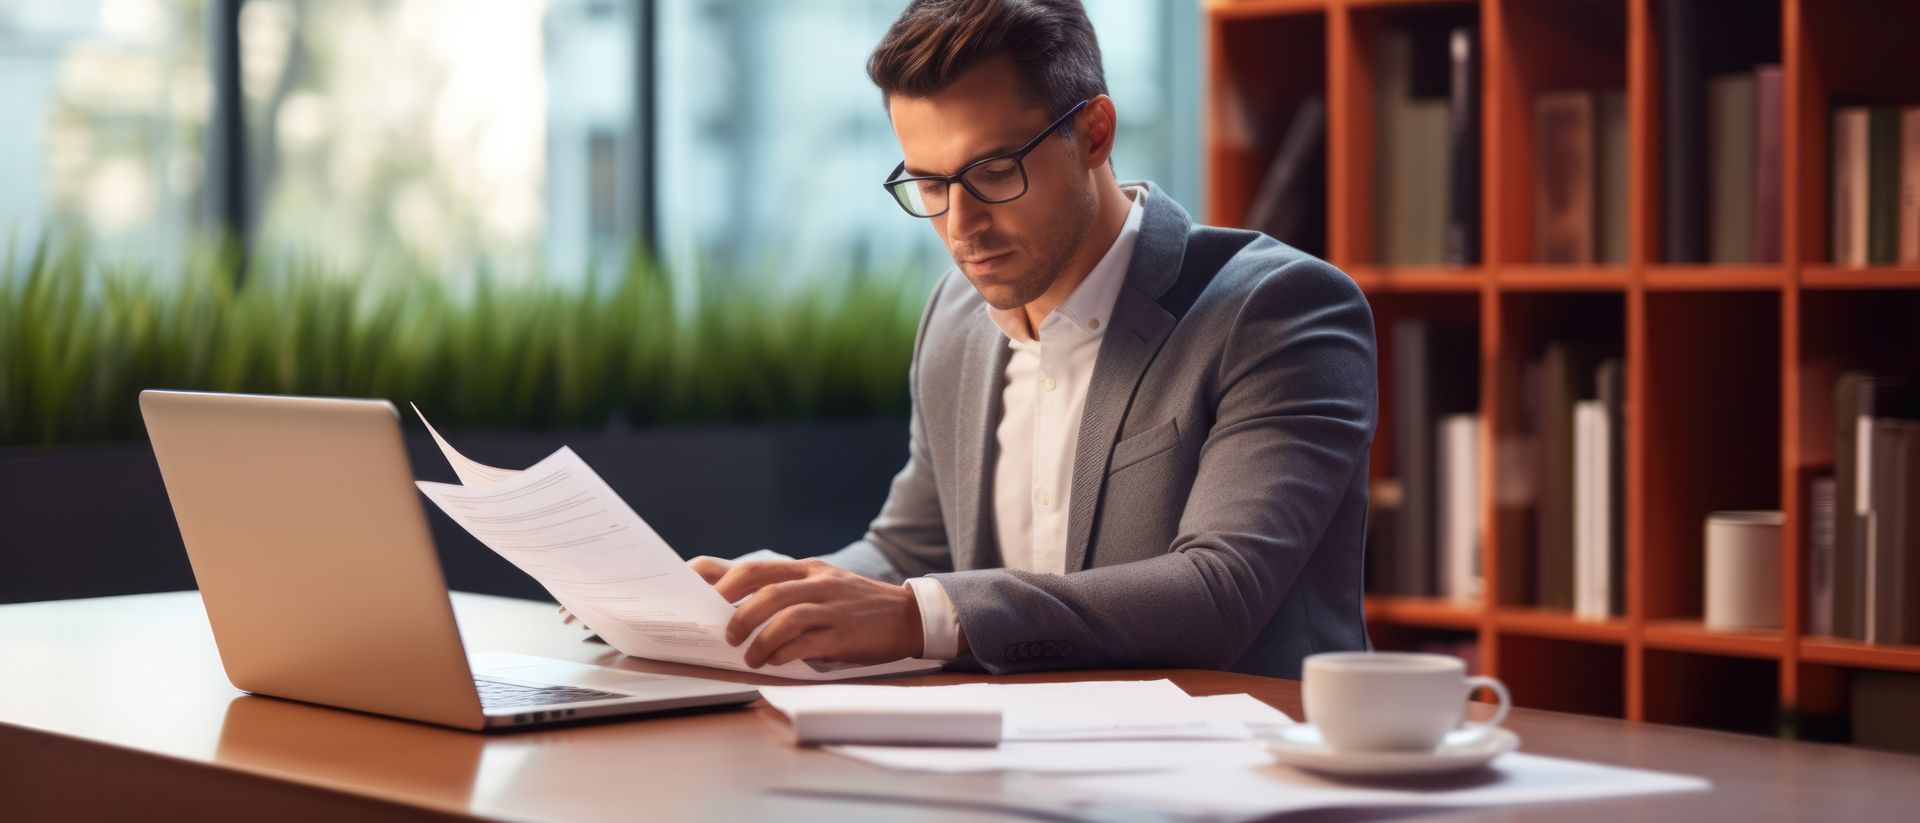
top-left (781, 752), bottom-right (1708, 819)
top-left (1039, 751), bottom-right (1711, 819)
top-left (759, 680), bottom-right (1256, 747)
top-left (409, 406), bottom-right (939, 682)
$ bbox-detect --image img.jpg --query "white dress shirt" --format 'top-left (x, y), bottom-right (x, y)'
top-left (905, 186), bottom-right (1146, 659)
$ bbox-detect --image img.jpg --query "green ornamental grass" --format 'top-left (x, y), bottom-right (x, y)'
top-left (0, 235), bottom-right (927, 446)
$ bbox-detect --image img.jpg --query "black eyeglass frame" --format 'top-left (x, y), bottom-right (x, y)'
top-left (881, 99), bottom-right (1092, 218)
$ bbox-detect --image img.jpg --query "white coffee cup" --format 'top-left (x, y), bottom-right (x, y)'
top-left (1302, 652), bottom-right (1510, 753)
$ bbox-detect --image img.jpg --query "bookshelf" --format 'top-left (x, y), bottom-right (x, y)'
top-left (1207, 0), bottom-right (1920, 740)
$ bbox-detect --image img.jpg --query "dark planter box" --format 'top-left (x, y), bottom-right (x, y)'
top-left (0, 418), bottom-right (908, 604)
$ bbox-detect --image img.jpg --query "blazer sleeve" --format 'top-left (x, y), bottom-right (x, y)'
top-left (929, 256), bottom-right (1377, 671)
top-left (816, 275), bottom-right (957, 584)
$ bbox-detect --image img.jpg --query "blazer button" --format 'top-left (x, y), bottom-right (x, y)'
top-left (1005, 643), bottom-right (1023, 662)
top-left (1059, 640), bottom-right (1073, 656)
top-left (1043, 641), bottom-right (1059, 657)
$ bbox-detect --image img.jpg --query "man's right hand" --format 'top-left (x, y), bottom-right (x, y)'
top-left (559, 555), bottom-right (741, 627)
top-left (687, 555), bottom-right (736, 585)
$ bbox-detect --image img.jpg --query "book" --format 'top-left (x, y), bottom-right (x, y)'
top-left (1574, 399), bottom-right (1607, 620)
top-left (1596, 359), bottom-right (1625, 617)
top-left (1243, 96), bottom-right (1327, 258)
top-left (1870, 107), bottom-right (1902, 265)
top-left (1535, 90), bottom-right (1596, 264)
top-left (1860, 416), bottom-right (1920, 645)
top-left (1536, 343), bottom-right (1600, 610)
top-left (1659, 0), bottom-right (1706, 263)
top-left (1752, 65), bottom-right (1784, 263)
top-left (1833, 107), bottom-right (1871, 266)
top-left (1809, 474), bottom-right (1837, 637)
top-left (1365, 478), bottom-right (1405, 596)
top-left (1904, 106), bottom-right (1920, 265)
top-left (1873, 107), bottom-right (1904, 262)
top-left (1836, 375), bottom-right (1920, 640)
top-left (1498, 359), bottom-right (1545, 606)
top-left (1445, 25), bottom-right (1481, 266)
top-left (1391, 318), bottom-right (1478, 596)
top-left (1596, 90), bottom-right (1630, 265)
top-left (1707, 73), bottom-right (1756, 263)
top-left (1438, 412), bottom-right (1482, 603)
top-left (1375, 28), bottom-right (1451, 265)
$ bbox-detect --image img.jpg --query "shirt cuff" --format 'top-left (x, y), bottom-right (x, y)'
top-left (904, 577), bottom-right (962, 660)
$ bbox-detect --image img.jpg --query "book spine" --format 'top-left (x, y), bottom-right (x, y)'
top-left (1660, 0), bottom-right (1705, 263)
top-left (1535, 91), bottom-right (1597, 264)
top-left (1394, 318), bottom-right (1434, 596)
top-left (1834, 108), bottom-right (1871, 266)
top-left (1538, 344), bottom-right (1583, 611)
top-left (1439, 413), bottom-right (1483, 603)
top-left (1445, 26), bottom-right (1481, 266)
top-left (1810, 475), bottom-right (1837, 637)
top-left (1597, 359), bottom-right (1625, 618)
top-left (1899, 106), bottom-right (1920, 265)
top-left (1870, 107), bottom-right (1902, 265)
top-left (1597, 91), bottom-right (1631, 265)
top-left (1574, 401), bottom-right (1602, 620)
top-left (1708, 74), bottom-right (1757, 264)
top-left (1752, 66), bottom-right (1784, 264)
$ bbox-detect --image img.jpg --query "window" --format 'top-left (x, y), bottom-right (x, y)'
top-left (2, 0), bottom-right (1202, 284)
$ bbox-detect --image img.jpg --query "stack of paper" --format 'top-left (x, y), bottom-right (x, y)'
top-left (409, 406), bottom-right (939, 682)
top-left (759, 680), bottom-right (1298, 773)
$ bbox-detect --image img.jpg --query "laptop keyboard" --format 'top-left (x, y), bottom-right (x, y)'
top-left (475, 677), bottom-right (629, 709)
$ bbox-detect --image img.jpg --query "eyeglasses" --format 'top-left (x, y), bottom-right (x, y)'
top-left (882, 99), bottom-right (1091, 218)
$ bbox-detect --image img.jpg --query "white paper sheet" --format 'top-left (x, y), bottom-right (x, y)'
top-left (828, 739), bottom-right (1274, 774)
top-left (778, 752), bottom-right (1708, 820)
top-left (1187, 693), bottom-right (1299, 738)
top-left (1043, 752), bottom-right (1710, 820)
top-left (410, 402), bottom-right (521, 487)
top-left (759, 680), bottom-right (1249, 743)
top-left (411, 408), bottom-right (938, 682)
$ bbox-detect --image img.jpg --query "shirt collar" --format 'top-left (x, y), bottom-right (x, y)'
top-left (988, 185), bottom-right (1146, 344)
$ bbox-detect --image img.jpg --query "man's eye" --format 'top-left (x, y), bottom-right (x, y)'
top-left (916, 180), bottom-right (944, 196)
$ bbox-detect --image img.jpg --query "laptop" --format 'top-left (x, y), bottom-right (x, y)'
top-left (139, 389), bottom-right (760, 731)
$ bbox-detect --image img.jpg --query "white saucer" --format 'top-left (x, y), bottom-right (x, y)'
top-left (1262, 725), bottom-right (1520, 776)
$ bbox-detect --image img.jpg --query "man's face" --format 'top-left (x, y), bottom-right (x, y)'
top-left (888, 57), bottom-right (1097, 312)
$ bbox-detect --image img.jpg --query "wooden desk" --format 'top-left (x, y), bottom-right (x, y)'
top-left (1, 593), bottom-right (1914, 821)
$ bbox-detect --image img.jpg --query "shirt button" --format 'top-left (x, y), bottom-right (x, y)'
top-left (1035, 488), bottom-right (1051, 507)
top-left (1088, 318), bottom-right (1101, 331)
top-left (1043, 376), bottom-right (1057, 391)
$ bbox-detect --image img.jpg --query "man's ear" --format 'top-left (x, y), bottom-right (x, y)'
top-left (1079, 95), bottom-right (1117, 170)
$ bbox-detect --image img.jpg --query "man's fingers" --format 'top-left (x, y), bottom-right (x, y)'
top-left (725, 578), bottom-right (832, 645)
top-left (686, 555), bottom-right (733, 585)
top-left (742, 605), bottom-right (834, 668)
top-left (712, 559), bottom-right (814, 603)
top-left (755, 625), bottom-right (837, 669)
top-left (558, 605), bottom-right (576, 626)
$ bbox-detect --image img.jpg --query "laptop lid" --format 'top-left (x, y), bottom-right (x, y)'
top-left (140, 390), bottom-right (487, 730)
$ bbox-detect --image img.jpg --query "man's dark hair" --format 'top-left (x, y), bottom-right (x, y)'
top-left (867, 0), bottom-right (1108, 119)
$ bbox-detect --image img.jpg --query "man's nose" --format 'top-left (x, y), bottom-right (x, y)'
top-left (944, 182), bottom-right (992, 242)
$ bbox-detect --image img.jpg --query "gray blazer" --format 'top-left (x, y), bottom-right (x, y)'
top-left (824, 181), bottom-right (1376, 679)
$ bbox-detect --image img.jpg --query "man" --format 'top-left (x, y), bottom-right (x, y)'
top-left (686, 0), bottom-right (1376, 679)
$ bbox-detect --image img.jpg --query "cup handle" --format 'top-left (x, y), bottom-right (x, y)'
top-left (1451, 675), bottom-right (1511, 746)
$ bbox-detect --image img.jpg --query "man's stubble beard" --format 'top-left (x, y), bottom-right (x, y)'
top-left (971, 175), bottom-right (1098, 312)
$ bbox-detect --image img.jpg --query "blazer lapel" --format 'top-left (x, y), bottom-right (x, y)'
top-left (1063, 183), bottom-right (1192, 572)
top-left (952, 306), bottom-right (1010, 572)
